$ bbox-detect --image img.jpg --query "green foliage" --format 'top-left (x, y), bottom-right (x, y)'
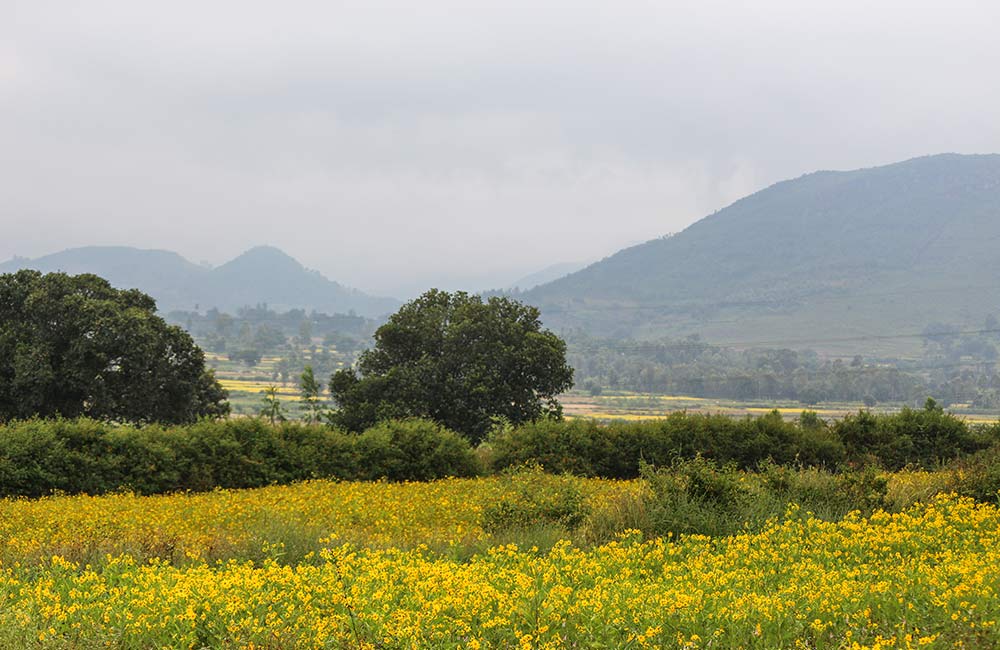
top-left (760, 461), bottom-right (888, 516)
top-left (480, 464), bottom-right (590, 534)
top-left (948, 441), bottom-right (1000, 503)
top-left (0, 418), bottom-right (361, 497)
top-left (329, 289), bottom-right (574, 443)
top-left (639, 457), bottom-right (889, 538)
top-left (486, 418), bottom-right (609, 476)
top-left (356, 418), bottom-right (482, 482)
top-left (229, 347), bottom-right (263, 367)
top-left (640, 457), bottom-right (750, 538)
top-left (259, 386), bottom-right (287, 424)
top-left (833, 399), bottom-right (987, 469)
top-left (493, 406), bottom-right (991, 478)
top-left (490, 410), bottom-right (844, 478)
top-left (298, 366), bottom-right (324, 424)
top-left (0, 270), bottom-right (228, 424)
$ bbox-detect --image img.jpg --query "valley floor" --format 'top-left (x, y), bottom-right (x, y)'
top-left (559, 391), bottom-right (1000, 424)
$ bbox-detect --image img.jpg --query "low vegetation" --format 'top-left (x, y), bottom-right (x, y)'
top-left (0, 469), bottom-right (998, 648)
top-left (1, 400), bottom-right (997, 499)
top-left (488, 399), bottom-right (997, 477)
top-left (0, 417), bottom-right (480, 497)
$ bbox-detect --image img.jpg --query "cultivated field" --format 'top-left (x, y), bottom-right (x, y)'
top-left (0, 474), bottom-right (997, 648)
top-left (560, 391), bottom-right (1000, 423)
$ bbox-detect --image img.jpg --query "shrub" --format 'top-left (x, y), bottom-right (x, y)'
top-left (480, 464), bottom-right (590, 534)
top-left (490, 411), bottom-right (846, 478)
top-left (948, 442), bottom-right (1000, 503)
top-left (357, 418), bottom-right (481, 482)
top-left (640, 457), bottom-right (751, 538)
top-left (488, 419), bottom-right (607, 476)
top-left (834, 399), bottom-right (987, 469)
top-left (795, 422), bottom-right (847, 468)
top-left (760, 461), bottom-right (887, 518)
top-left (0, 418), bottom-right (361, 497)
top-left (639, 458), bottom-right (890, 539)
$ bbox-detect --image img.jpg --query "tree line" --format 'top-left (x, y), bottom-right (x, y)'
top-left (2, 272), bottom-right (573, 444)
top-left (567, 332), bottom-right (1000, 407)
top-left (1, 400), bottom-right (996, 497)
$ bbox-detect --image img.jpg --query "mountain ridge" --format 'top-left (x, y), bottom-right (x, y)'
top-left (0, 245), bottom-right (400, 318)
top-left (524, 153), bottom-right (1000, 353)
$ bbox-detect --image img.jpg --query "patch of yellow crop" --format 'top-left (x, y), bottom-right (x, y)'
top-left (217, 379), bottom-right (299, 395)
top-left (0, 489), bottom-right (995, 647)
top-left (0, 477), bottom-right (639, 567)
top-left (744, 406), bottom-right (844, 416)
top-left (580, 412), bottom-right (671, 421)
top-left (957, 413), bottom-right (1000, 423)
top-left (610, 394), bottom-right (707, 402)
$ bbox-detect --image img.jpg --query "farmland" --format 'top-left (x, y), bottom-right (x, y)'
top-left (0, 474), bottom-right (998, 648)
top-left (559, 391), bottom-right (1000, 423)
top-left (206, 352), bottom-right (329, 416)
top-left (213, 368), bottom-right (1000, 425)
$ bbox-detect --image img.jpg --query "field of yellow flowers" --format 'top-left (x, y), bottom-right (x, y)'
top-left (0, 476), bottom-right (997, 648)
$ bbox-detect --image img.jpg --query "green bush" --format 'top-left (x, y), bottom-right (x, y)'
top-left (0, 418), bottom-right (361, 497)
top-left (488, 419), bottom-right (607, 476)
top-left (640, 457), bottom-right (750, 538)
top-left (491, 405), bottom-right (990, 478)
top-left (105, 425), bottom-right (180, 495)
top-left (490, 411), bottom-right (846, 478)
top-left (357, 418), bottom-right (481, 482)
top-left (795, 421), bottom-right (847, 467)
top-left (834, 399), bottom-right (987, 469)
top-left (760, 462), bottom-right (887, 518)
top-left (481, 464), bottom-right (590, 534)
top-left (639, 458), bottom-right (890, 539)
top-left (948, 442), bottom-right (1000, 503)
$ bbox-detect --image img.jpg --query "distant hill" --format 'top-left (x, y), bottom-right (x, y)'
top-left (507, 261), bottom-right (590, 292)
top-left (0, 245), bottom-right (400, 318)
top-left (525, 154), bottom-right (1000, 355)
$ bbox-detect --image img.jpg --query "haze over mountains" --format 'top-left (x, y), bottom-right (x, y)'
top-left (5, 153), bottom-right (1000, 354)
top-left (507, 262), bottom-right (591, 292)
top-left (0, 246), bottom-right (400, 318)
top-left (525, 154), bottom-right (1000, 353)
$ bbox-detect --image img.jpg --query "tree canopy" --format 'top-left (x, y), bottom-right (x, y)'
top-left (0, 270), bottom-right (228, 423)
top-left (329, 289), bottom-right (574, 442)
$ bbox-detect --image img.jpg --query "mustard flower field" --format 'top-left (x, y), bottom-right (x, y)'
top-left (0, 476), bottom-right (997, 649)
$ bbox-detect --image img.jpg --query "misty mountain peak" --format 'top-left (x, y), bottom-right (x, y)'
top-left (0, 245), bottom-right (399, 317)
top-left (217, 246), bottom-right (304, 274)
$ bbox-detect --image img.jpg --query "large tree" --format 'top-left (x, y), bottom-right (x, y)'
top-left (329, 289), bottom-right (573, 442)
top-left (0, 270), bottom-right (228, 423)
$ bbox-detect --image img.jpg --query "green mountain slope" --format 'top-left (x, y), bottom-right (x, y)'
top-left (526, 154), bottom-right (1000, 354)
top-left (0, 245), bottom-right (400, 318)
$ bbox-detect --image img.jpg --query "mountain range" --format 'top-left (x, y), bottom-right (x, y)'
top-left (525, 153), bottom-right (1000, 355)
top-left (6, 153), bottom-right (1000, 354)
top-left (0, 246), bottom-right (400, 318)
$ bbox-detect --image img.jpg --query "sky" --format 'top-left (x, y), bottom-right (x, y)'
top-left (2, 1), bottom-right (999, 298)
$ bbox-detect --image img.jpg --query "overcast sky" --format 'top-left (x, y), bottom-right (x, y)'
top-left (2, 1), bottom-right (999, 297)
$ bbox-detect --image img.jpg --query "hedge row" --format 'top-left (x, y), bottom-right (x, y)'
top-left (2, 403), bottom-right (995, 497)
top-left (0, 418), bottom-right (480, 497)
top-left (487, 405), bottom-right (998, 477)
